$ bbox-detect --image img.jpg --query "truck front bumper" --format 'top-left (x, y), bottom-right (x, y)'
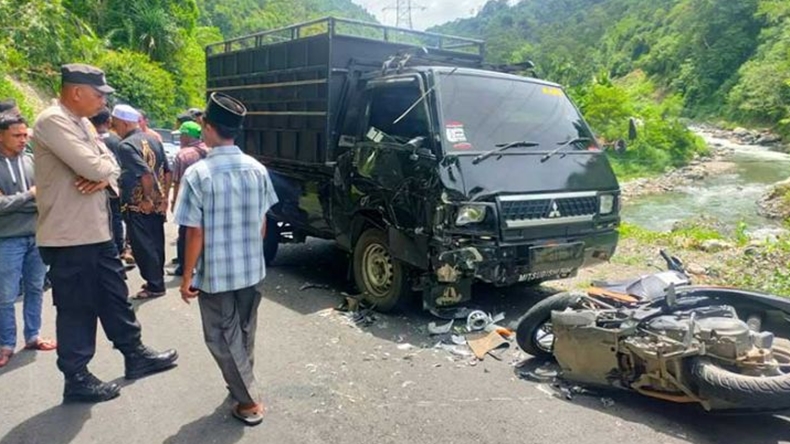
top-left (423, 229), bottom-right (619, 308)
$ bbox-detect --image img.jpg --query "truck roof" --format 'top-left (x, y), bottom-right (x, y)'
top-left (402, 66), bottom-right (563, 89)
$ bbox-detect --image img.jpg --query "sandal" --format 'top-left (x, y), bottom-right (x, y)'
top-left (231, 403), bottom-right (265, 426)
top-left (131, 289), bottom-right (166, 300)
top-left (24, 338), bottom-right (57, 351)
top-left (0, 348), bottom-right (13, 367)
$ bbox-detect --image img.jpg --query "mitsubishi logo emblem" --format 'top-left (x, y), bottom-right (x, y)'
top-left (548, 201), bottom-right (562, 218)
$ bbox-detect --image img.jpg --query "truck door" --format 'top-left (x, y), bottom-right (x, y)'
top-left (351, 76), bottom-right (435, 230)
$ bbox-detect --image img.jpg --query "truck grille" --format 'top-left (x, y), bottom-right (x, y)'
top-left (499, 193), bottom-right (598, 228)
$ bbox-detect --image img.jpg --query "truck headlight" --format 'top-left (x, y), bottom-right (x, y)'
top-left (599, 194), bottom-right (616, 215)
top-left (456, 205), bottom-right (487, 226)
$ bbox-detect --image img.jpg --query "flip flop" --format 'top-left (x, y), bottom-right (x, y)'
top-left (24, 338), bottom-right (57, 351)
top-left (0, 349), bottom-right (13, 367)
top-left (131, 289), bottom-right (166, 300)
top-left (231, 404), bottom-right (265, 426)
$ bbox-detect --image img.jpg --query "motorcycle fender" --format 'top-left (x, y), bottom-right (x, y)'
top-left (552, 311), bottom-right (621, 387)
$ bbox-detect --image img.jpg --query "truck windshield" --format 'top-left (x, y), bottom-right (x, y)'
top-left (437, 73), bottom-right (595, 153)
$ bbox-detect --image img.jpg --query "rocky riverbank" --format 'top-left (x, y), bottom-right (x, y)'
top-left (620, 128), bottom-right (736, 202)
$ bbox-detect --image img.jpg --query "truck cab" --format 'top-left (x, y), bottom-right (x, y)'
top-left (206, 17), bottom-right (620, 311)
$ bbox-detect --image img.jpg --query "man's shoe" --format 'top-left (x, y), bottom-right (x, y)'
top-left (166, 268), bottom-right (183, 276)
top-left (63, 371), bottom-right (121, 403)
top-left (125, 345), bottom-right (178, 380)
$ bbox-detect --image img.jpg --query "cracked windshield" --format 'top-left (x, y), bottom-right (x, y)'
top-left (2, 0), bottom-right (790, 443)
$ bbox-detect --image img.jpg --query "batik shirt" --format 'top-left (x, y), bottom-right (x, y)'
top-left (117, 128), bottom-right (170, 214)
top-left (174, 145), bottom-right (279, 293)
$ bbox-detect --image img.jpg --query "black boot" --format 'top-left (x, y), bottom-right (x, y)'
top-left (63, 371), bottom-right (121, 404)
top-left (124, 345), bottom-right (178, 380)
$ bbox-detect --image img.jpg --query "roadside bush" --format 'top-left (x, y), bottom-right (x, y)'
top-left (96, 50), bottom-right (177, 126)
top-left (0, 71), bottom-right (35, 120)
top-left (573, 72), bottom-right (707, 179)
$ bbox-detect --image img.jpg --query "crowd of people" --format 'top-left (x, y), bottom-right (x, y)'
top-left (0, 63), bottom-right (278, 426)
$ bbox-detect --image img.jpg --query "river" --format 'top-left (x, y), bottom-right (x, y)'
top-left (621, 130), bottom-right (790, 238)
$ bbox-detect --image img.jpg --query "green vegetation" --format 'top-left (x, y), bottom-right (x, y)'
top-left (434, 0), bottom-right (790, 175)
top-left (0, 0), bottom-right (372, 125)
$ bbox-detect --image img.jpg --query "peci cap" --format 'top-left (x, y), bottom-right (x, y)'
top-left (111, 104), bottom-right (141, 123)
top-left (204, 92), bottom-right (246, 129)
top-left (179, 121), bottom-right (202, 139)
top-left (61, 64), bottom-right (115, 94)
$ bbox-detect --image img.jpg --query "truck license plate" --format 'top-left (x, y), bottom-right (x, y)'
top-left (529, 242), bottom-right (584, 272)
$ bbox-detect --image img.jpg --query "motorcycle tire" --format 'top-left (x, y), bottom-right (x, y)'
top-left (691, 338), bottom-right (790, 409)
top-left (515, 292), bottom-right (581, 359)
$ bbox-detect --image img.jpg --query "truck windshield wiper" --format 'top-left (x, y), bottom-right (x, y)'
top-left (540, 137), bottom-right (591, 162)
top-left (472, 140), bottom-right (540, 165)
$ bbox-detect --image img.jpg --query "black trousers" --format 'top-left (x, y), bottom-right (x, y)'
top-left (125, 212), bottom-right (166, 292)
top-left (175, 225), bottom-right (186, 273)
top-left (39, 242), bottom-right (142, 377)
top-left (109, 198), bottom-right (124, 255)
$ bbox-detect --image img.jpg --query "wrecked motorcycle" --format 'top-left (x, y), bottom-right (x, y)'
top-left (516, 250), bottom-right (790, 412)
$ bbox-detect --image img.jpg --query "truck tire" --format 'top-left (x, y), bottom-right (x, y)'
top-left (515, 292), bottom-right (580, 359)
top-left (691, 338), bottom-right (790, 409)
top-left (352, 228), bottom-right (410, 312)
top-left (264, 217), bottom-right (280, 266)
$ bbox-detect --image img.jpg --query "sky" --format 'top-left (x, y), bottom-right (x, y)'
top-left (351, 0), bottom-right (495, 31)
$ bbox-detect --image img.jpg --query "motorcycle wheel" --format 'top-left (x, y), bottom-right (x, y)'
top-left (515, 292), bottom-right (581, 359)
top-left (691, 338), bottom-right (790, 409)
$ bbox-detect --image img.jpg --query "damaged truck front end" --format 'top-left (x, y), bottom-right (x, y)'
top-left (417, 69), bottom-right (621, 310)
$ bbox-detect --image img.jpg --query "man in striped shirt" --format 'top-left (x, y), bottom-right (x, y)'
top-left (174, 93), bottom-right (278, 426)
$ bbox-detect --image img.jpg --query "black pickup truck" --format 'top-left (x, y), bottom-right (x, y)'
top-left (206, 17), bottom-right (621, 311)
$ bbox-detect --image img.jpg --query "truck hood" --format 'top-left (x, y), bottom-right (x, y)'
top-left (439, 152), bottom-right (620, 201)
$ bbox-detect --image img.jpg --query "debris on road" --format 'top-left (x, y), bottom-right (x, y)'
top-left (428, 319), bottom-right (454, 335)
top-left (467, 330), bottom-right (510, 360)
top-left (299, 282), bottom-right (331, 291)
top-left (466, 310), bottom-right (490, 331)
top-left (601, 397), bottom-right (615, 408)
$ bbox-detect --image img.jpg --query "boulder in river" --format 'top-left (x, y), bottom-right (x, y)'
top-left (758, 177), bottom-right (790, 220)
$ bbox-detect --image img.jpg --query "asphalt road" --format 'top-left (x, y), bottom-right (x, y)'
top-left (1, 224), bottom-right (789, 444)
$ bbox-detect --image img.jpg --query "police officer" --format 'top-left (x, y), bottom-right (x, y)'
top-left (32, 64), bottom-right (178, 404)
top-left (111, 104), bottom-right (171, 299)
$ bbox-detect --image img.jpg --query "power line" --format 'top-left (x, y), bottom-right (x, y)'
top-left (382, 0), bottom-right (426, 29)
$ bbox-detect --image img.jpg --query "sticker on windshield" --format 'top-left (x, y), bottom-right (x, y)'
top-left (541, 86), bottom-right (563, 97)
top-left (445, 122), bottom-right (468, 143)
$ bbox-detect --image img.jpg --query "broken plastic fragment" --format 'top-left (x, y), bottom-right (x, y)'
top-left (428, 319), bottom-right (454, 335)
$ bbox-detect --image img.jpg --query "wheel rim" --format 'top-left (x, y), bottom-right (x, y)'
top-left (533, 321), bottom-right (555, 354)
top-left (362, 243), bottom-right (394, 298)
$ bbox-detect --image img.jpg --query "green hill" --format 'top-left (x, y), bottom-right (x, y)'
top-left (0, 0), bottom-right (374, 126)
top-left (432, 0), bottom-right (790, 130)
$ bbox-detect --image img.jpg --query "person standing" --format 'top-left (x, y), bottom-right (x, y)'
top-left (168, 121), bottom-right (208, 277)
top-left (0, 113), bottom-right (57, 367)
top-left (112, 104), bottom-right (171, 299)
top-left (175, 93), bottom-right (278, 426)
top-left (138, 110), bottom-right (163, 144)
top-left (32, 64), bottom-right (177, 403)
top-left (88, 108), bottom-right (126, 259)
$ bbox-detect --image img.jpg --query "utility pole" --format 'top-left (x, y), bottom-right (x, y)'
top-left (383, 0), bottom-right (425, 29)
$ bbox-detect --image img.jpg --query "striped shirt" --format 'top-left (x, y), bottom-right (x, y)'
top-left (173, 145), bottom-right (279, 293)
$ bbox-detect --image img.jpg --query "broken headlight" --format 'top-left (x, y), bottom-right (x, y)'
top-left (599, 194), bottom-right (616, 215)
top-left (456, 205), bottom-right (487, 226)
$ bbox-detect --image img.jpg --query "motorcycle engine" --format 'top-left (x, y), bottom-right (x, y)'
top-left (645, 305), bottom-right (764, 360)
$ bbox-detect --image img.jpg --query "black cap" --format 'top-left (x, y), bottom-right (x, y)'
top-left (61, 64), bottom-right (115, 94)
top-left (205, 93), bottom-right (246, 128)
top-left (176, 107), bottom-right (204, 124)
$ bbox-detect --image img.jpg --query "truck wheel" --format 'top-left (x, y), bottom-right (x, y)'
top-left (353, 228), bottom-right (410, 312)
top-left (264, 217), bottom-right (280, 266)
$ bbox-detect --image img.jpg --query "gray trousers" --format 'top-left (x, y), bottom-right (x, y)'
top-left (198, 284), bottom-right (263, 405)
